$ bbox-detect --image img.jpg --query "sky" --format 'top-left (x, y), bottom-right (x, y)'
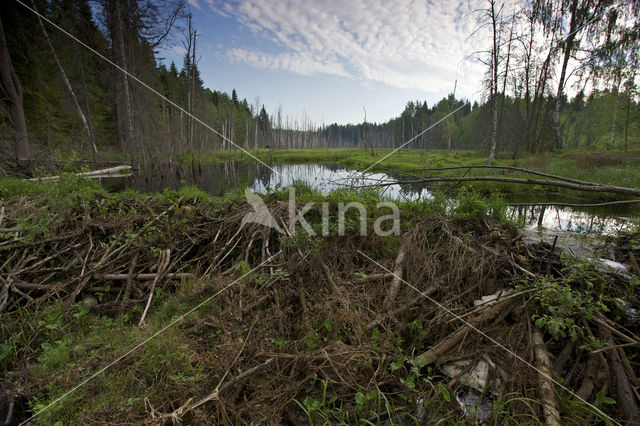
top-left (158, 0), bottom-right (489, 125)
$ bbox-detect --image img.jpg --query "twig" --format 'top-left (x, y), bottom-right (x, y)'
top-left (591, 342), bottom-right (639, 354)
top-left (414, 299), bottom-right (513, 365)
top-left (593, 315), bottom-right (640, 346)
top-left (321, 262), bottom-right (339, 294)
top-left (138, 249), bottom-right (171, 326)
top-left (167, 319), bottom-right (266, 422)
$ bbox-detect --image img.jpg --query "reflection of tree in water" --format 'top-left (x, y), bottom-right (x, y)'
top-left (508, 205), bottom-right (629, 234)
top-left (121, 162), bottom-right (631, 235)
top-left (323, 163), bottom-right (346, 173)
top-left (129, 161), bottom-right (268, 196)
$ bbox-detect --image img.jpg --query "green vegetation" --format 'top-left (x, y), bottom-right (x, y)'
top-left (0, 0), bottom-right (638, 422)
top-left (193, 148), bottom-right (640, 200)
top-left (2, 176), bottom-right (638, 423)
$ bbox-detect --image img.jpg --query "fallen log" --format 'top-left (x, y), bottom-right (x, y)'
top-left (509, 200), bottom-right (640, 208)
top-left (371, 176), bottom-right (640, 197)
top-left (27, 165), bottom-right (131, 182)
top-left (99, 272), bottom-right (192, 281)
top-left (397, 164), bottom-right (606, 187)
top-left (599, 326), bottom-right (640, 424)
top-left (532, 330), bottom-right (561, 426)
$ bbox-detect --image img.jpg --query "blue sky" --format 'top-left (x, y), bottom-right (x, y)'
top-left (158, 0), bottom-right (487, 125)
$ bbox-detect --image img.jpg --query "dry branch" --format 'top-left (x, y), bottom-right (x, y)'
top-left (100, 272), bottom-right (191, 281)
top-left (384, 241), bottom-right (406, 306)
top-left (532, 330), bottom-right (561, 426)
top-left (398, 164), bottom-right (603, 186)
top-left (374, 176), bottom-right (640, 197)
top-left (414, 299), bottom-right (513, 365)
top-left (599, 326), bottom-right (640, 424)
top-left (139, 249), bottom-right (171, 326)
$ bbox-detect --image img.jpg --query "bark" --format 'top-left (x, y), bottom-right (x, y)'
top-left (112, 1), bottom-right (136, 165)
top-left (625, 89), bottom-right (631, 152)
top-left (532, 330), bottom-right (561, 426)
top-left (33, 2), bottom-right (99, 168)
top-left (384, 241), bottom-right (406, 306)
top-left (600, 326), bottom-right (640, 424)
top-left (0, 16), bottom-right (30, 169)
top-left (487, 0), bottom-right (499, 165)
top-left (554, 0), bottom-right (578, 150)
top-left (610, 105), bottom-right (617, 150)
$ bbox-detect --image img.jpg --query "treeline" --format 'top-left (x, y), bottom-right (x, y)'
top-left (0, 0), bottom-right (268, 170)
top-left (289, 88), bottom-right (638, 153)
top-left (266, 0), bottom-right (639, 155)
top-left (1, 0), bottom-right (639, 171)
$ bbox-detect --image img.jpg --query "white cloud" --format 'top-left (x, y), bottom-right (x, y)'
top-left (227, 49), bottom-right (350, 77)
top-left (187, 0), bottom-right (201, 11)
top-left (210, 0), bottom-right (488, 97)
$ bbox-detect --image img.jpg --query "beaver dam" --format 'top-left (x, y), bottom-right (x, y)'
top-left (1, 176), bottom-right (640, 425)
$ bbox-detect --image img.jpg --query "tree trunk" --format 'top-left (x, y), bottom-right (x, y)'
top-left (33, 2), bottom-right (98, 168)
top-left (75, 41), bottom-right (98, 167)
top-left (554, 0), bottom-right (578, 151)
top-left (0, 16), bottom-right (30, 169)
top-left (487, 0), bottom-right (499, 165)
top-left (113, 1), bottom-right (136, 166)
top-left (625, 89), bottom-right (631, 152)
top-left (610, 102), bottom-right (617, 150)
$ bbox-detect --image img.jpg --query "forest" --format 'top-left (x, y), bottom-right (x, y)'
top-left (0, 0), bottom-right (638, 171)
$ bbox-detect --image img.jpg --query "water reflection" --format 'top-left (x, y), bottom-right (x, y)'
top-left (116, 161), bottom-right (636, 235)
top-left (508, 205), bottom-right (633, 235)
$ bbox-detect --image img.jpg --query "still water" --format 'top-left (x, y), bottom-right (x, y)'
top-left (119, 161), bottom-right (636, 235)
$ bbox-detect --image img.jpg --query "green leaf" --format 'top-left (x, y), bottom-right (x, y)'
top-left (439, 384), bottom-right (451, 402)
top-left (596, 391), bottom-right (616, 405)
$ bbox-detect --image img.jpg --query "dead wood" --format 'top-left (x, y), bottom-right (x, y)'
top-left (321, 262), bottom-right (339, 294)
top-left (397, 164), bottom-right (606, 186)
top-left (630, 252), bottom-right (640, 276)
top-left (414, 299), bottom-right (514, 365)
top-left (374, 175), bottom-right (640, 197)
top-left (509, 200), bottom-right (640, 208)
top-left (101, 272), bottom-right (191, 281)
top-left (599, 326), bottom-right (640, 424)
top-left (532, 330), bottom-right (561, 426)
top-left (384, 240), bottom-right (406, 306)
top-left (139, 249), bottom-right (171, 325)
top-left (574, 357), bottom-right (597, 402)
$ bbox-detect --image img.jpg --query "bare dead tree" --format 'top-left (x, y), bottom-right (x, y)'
top-left (0, 15), bottom-right (30, 169)
top-left (32, 1), bottom-right (99, 168)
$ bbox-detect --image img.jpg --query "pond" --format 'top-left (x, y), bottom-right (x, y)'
top-left (110, 160), bottom-right (637, 236)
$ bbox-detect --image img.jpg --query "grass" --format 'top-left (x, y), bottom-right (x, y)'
top-left (1, 167), bottom-right (637, 424)
top-left (190, 148), bottom-right (640, 199)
